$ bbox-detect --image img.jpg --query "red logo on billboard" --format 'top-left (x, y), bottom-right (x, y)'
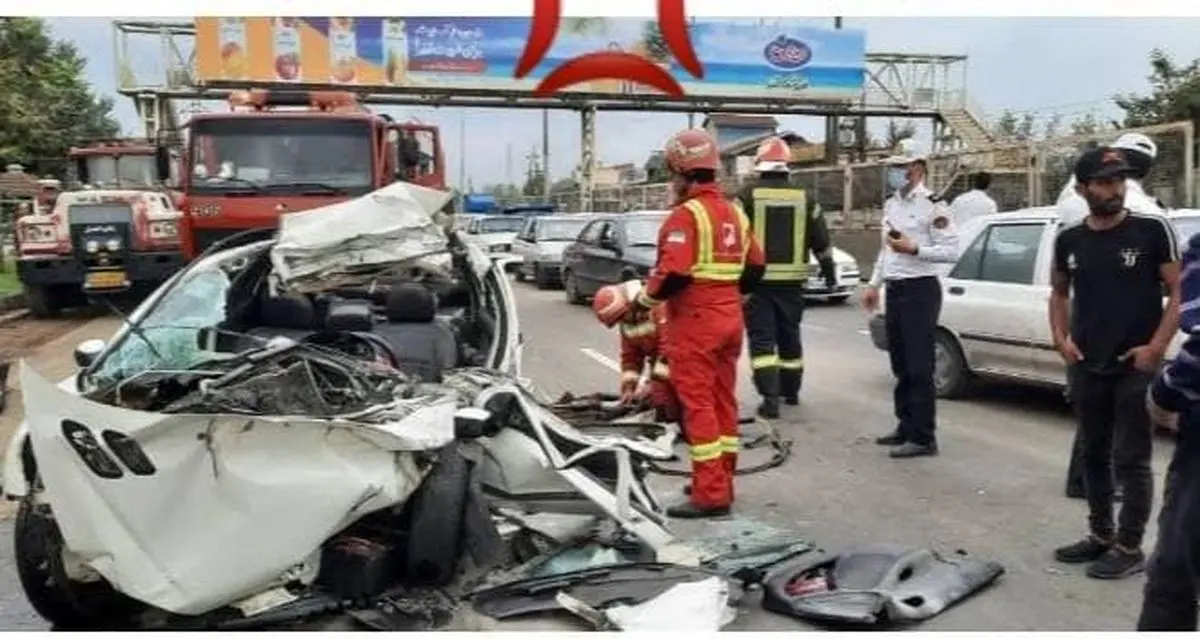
top-left (514, 0), bottom-right (705, 97)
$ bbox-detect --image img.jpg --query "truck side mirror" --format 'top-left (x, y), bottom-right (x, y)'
top-left (155, 146), bottom-right (171, 182)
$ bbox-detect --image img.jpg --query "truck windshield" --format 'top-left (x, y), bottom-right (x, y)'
top-left (83, 155), bottom-right (158, 188)
top-left (189, 118), bottom-right (373, 195)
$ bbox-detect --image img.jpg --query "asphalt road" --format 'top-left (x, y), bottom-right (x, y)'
top-left (0, 281), bottom-right (1176, 630)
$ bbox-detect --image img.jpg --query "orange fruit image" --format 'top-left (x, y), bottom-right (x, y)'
top-left (332, 59), bottom-right (356, 83)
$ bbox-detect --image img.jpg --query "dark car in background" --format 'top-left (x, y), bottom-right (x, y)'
top-left (560, 211), bottom-right (667, 305)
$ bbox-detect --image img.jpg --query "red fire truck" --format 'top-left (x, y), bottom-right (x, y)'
top-left (179, 89), bottom-right (446, 258)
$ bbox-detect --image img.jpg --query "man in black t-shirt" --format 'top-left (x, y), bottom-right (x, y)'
top-left (1049, 146), bottom-right (1181, 580)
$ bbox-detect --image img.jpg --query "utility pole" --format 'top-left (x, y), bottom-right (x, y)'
top-left (541, 109), bottom-right (551, 200)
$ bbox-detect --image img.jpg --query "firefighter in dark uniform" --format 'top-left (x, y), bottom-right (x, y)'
top-left (735, 136), bottom-right (838, 419)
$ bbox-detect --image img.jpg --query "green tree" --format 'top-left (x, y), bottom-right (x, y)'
top-left (884, 119), bottom-right (916, 150)
top-left (1069, 113), bottom-right (1103, 136)
top-left (1115, 48), bottom-right (1200, 127)
top-left (640, 21), bottom-right (669, 63)
top-left (643, 150), bottom-right (668, 183)
top-left (0, 18), bottom-right (120, 176)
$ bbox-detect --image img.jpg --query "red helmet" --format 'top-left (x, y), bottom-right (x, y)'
top-left (754, 136), bottom-right (791, 172)
top-left (664, 129), bottom-right (719, 174)
top-left (592, 281), bottom-right (642, 328)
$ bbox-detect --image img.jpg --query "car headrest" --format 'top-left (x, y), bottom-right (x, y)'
top-left (385, 283), bottom-right (436, 323)
top-left (259, 294), bottom-right (315, 330)
top-left (326, 299), bottom-right (375, 332)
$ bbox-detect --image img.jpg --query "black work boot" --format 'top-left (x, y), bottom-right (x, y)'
top-left (1087, 545), bottom-right (1146, 580)
top-left (758, 396), bottom-right (781, 419)
top-left (1054, 535), bottom-right (1113, 564)
top-left (667, 501), bottom-right (731, 519)
top-left (889, 441), bottom-right (938, 458)
top-left (780, 369), bottom-right (802, 406)
top-left (875, 430), bottom-right (906, 446)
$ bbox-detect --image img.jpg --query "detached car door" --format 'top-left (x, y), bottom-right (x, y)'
top-left (940, 220), bottom-right (1051, 381)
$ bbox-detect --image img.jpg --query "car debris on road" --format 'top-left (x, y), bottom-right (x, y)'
top-left (3, 182), bottom-right (1006, 631)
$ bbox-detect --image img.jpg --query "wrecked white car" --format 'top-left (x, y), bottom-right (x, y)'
top-left (1, 183), bottom-right (690, 630)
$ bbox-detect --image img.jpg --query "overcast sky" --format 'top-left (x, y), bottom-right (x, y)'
top-left (46, 17), bottom-right (1200, 189)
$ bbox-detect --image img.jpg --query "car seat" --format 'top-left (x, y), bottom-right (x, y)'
top-left (375, 283), bottom-right (458, 382)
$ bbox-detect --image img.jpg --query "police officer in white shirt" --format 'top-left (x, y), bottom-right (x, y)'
top-left (950, 172), bottom-right (999, 227)
top-left (1057, 132), bottom-right (1167, 226)
top-left (862, 146), bottom-right (961, 458)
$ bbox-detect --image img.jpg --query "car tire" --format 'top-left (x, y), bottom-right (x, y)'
top-left (403, 446), bottom-right (470, 586)
top-left (533, 264), bottom-right (553, 290)
top-left (25, 286), bottom-right (62, 319)
top-left (563, 270), bottom-right (585, 305)
top-left (934, 329), bottom-right (972, 399)
top-left (14, 494), bottom-right (139, 628)
top-left (513, 266), bottom-right (526, 283)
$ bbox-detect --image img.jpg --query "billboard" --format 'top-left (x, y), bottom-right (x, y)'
top-left (194, 17), bottom-right (866, 101)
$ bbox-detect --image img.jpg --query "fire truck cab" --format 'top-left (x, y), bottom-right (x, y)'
top-left (180, 89), bottom-right (446, 258)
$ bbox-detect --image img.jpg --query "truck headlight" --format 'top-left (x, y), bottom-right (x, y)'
top-left (148, 220), bottom-right (178, 240)
top-left (86, 240), bottom-right (100, 253)
top-left (105, 238), bottom-right (121, 252)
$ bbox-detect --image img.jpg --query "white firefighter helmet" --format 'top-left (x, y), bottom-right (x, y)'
top-left (1112, 132), bottom-right (1157, 160)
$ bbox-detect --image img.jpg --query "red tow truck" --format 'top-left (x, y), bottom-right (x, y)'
top-left (179, 89), bottom-right (446, 258)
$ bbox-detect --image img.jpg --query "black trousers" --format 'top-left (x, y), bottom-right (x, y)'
top-left (745, 285), bottom-right (806, 399)
top-left (1065, 369), bottom-right (1117, 499)
top-left (1138, 417), bottom-right (1200, 630)
top-left (884, 276), bottom-right (942, 446)
top-left (1072, 366), bottom-right (1155, 549)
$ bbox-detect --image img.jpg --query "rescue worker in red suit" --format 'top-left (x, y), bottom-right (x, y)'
top-left (631, 128), bottom-right (765, 518)
top-left (592, 280), bottom-right (680, 423)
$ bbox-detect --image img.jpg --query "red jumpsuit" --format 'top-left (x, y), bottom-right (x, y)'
top-left (636, 183), bottom-right (765, 508)
top-left (618, 305), bottom-right (680, 422)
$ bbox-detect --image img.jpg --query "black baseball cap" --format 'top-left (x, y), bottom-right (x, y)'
top-left (1074, 146), bottom-right (1132, 183)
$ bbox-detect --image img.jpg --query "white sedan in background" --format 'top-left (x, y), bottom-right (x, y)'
top-left (867, 207), bottom-right (1185, 399)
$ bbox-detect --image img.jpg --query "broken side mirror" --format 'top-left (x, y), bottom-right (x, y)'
top-left (155, 146), bottom-right (171, 182)
top-left (74, 339), bottom-right (106, 369)
top-left (455, 407), bottom-right (498, 439)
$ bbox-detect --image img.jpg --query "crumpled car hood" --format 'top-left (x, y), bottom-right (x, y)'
top-left (19, 361), bottom-right (457, 616)
top-left (269, 182), bottom-right (454, 293)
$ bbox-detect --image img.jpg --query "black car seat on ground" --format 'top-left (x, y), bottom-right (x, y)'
top-left (375, 283), bottom-right (457, 382)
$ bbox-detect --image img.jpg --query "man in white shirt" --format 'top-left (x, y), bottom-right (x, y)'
top-left (1057, 132), bottom-right (1167, 226)
top-left (949, 172), bottom-right (999, 227)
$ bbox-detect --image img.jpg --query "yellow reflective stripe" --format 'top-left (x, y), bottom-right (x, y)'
top-left (690, 440), bottom-right (724, 462)
top-left (683, 200), bottom-right (714, 267)
top-left (719, 435), bottom-right (740, 453)
top-left (779, 358), bottom-right (804, 370)
top-left (751, 353), bottom-right (780, 369)
top-left (651, 359), bottom-right (669, 378)
top-left (621, 370), bottom-right (641, 383)
top-left (752, 187), bottom-right (809, 280)
top-left (684, 199), bottom-right (746, 282)
top-left (620, 321), bottom-right (656, 338)
top-left (636, 290), bottom-right (663, 308)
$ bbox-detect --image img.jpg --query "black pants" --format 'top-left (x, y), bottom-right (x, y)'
top-left (1065, 368), bottom-right (1117, 499)
top-left (745, 285), bottom-right (806, 399)
top-left (1072, 366), bottom-right (1154, 549)
top-left (884, 276), bottom-right (942, 446)
top-left (1138, 416), bottom-right (1200, 630)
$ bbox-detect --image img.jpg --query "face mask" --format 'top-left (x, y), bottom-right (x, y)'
top-left (886, 168), bottom-right (908, 190)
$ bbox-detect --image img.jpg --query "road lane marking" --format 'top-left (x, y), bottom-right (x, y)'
top-left (581, 347), bottom-right (621, 373)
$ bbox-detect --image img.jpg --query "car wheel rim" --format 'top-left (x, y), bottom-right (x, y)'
top-left (934, 340), bottom-right (954, 391)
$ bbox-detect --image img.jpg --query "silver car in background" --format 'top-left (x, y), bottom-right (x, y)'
top-left (512, 214), bottom-right (597, 288)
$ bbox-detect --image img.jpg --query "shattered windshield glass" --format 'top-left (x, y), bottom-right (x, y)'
top-left (88, 252), bottom-right (244, 388)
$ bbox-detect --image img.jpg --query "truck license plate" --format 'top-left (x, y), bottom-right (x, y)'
top-left (85, 270), bottom-right (127, 290)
